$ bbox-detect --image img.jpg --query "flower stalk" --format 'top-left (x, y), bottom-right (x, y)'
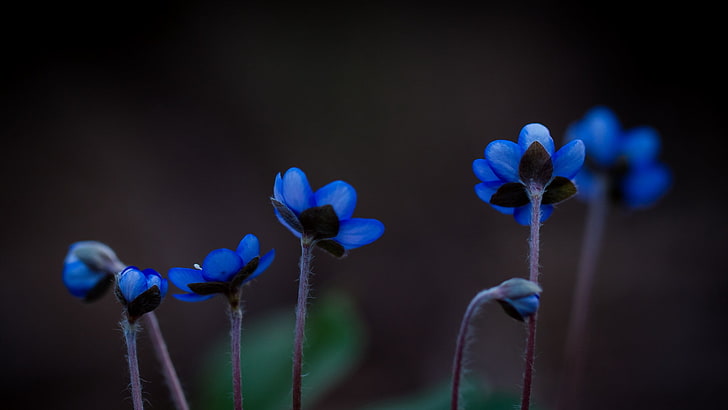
top-left (123, 319), bottom-right (145, 410)
top-left (230, 305), bottom-right (244, 410)
top-left (557, 175), bottom-right (608, 410)
top-left (143, 312), bottom-right (189, 410)
top-left (521, 184), bottom-right (543, 410)
top-left (292, 237), bottom-right (314, 410)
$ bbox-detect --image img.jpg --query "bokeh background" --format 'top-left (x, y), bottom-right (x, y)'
top-left (2, 2), bottom-right (725, 410)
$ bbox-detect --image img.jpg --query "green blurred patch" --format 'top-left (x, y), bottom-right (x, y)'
top-left (196, 291), bottom-right (365, 410)
top-left (359, 379), bottom-right (526, 410)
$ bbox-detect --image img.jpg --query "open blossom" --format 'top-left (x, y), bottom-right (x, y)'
top-left (271, 167), bottom-right (384, 256)
top-left (473, 123), bottom-right (585, 225)
top-left (168, 234), bottom-right (274, 304)
top-left (565, 106), bottom-right (671, 208)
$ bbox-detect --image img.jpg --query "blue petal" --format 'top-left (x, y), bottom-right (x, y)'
top-left (621, 164), bottom-right (671, 208)
top-left (247, 249), bottom-right (275, 283)
top-left (552, 139), bottom-right (585, 179)
top-left (485, 140), bottom-right (522, 182)
top-left (503, 294), bottom-right (540, 319)
top-left (235, 234), bottom-right (260, 265)
top-left (472, 159), bottom-right (500, 183)
top-left (202, 249), bottom-right (244, 282)
top-left (142, 268), bottom-right (167, 298)
top-left (622, 126), bottom-right (661, 167)
top-left (518, 123), bottom-right (555, 155)
top-left (273, 172), bottom-right (285, 202)
top-left (567, 106), bottom-right (621, 167)
top-left (62, 260), bottom-right (106, 298)
top-left (513, 204), bottom-right (554, 225)
top-left (118, 267), bottom-right (146, 303)
top-left (274, 208), bottom-right (303, 238)
top-left (573, 169), bottom-right (598, 202)
top-left (314, 180), bottom-right (357, 220)
top-left (280, 167), bottom-right (315, 214)
top-left (173, 293), bottom-right (215, 302)
top-left (168, 268), bottom-right (204, 292)
top-left (334, 218), bottom-right (385, 249)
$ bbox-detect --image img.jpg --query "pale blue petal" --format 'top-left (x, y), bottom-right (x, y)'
top-left (142, 269), bottom-right (167, 298)
top-left (173, 293), bottom-right (215, 302)
top-left (473, 159), bottom-right (500, 183)
top-left (235, 234), bottom-right (260, 264)
top-left (202, 249), bottom-right (244, 282)
top-left (247, 249), bottom-right (275, 282)
top-left (334, 218), bottom-right (385, 249)
top-left (552, 139), bottom-right (585, 179)
top-left (485, 140), bottom-right (522, 182)
top-left (118, 267), bottom-right (146, 303)
top-left (314, 180), bottom-right (357, 220)
top-left (168, 268), bottom-right (205, 292)
top-left (622, 164), bottom-right (671, 208)
top-left (281, 167), bottom-right (315, 214)
top-left (518, 123), bottom-right (555, 155)
top-left (622, 126), bottom-right (661, 166)
top-left (273, 173), bottom-right (285, 202)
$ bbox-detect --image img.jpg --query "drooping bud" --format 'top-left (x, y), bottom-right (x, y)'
top-left (62, 241), bottom-right (124, 302)
top-left (494, 278), bottom-right (542, 321)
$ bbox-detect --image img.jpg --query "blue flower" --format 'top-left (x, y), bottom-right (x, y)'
top-left (271, 167), bottom-right (385, 256)
top-left (168, 234), bottom-right (275, 304)
top-left (565, 106), bottom-right (671, 208)
top-left (473, 123), bottom-right (585, 225)
top-left (116, 266), bottom-right (168, 320)
top-left (62, 241), bottom-right (124, 302)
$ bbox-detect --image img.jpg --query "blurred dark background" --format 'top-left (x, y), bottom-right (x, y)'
top-left (2, 2), bottom-right (725, 409)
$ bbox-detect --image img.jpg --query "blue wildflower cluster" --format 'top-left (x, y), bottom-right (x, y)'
top-left (565, 106), bottom-right (671, 208)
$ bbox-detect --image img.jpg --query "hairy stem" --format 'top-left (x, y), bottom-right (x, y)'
top-left (230, 305), bottom-right (244, 410)
top-left (450, 289), bottom-right (498, 410)
top-left (521, 188), bottom-right (543, 410)
top-left (123, 318), bottom-right (144, 410)
top-left (557, 175), bottom-right (608, 410)
top-left (142, 312), bottom-right (189, 410)
top-left (292, 238), bottom-right (314, 410)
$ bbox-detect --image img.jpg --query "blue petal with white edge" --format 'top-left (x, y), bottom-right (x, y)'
top-left (143, 269), bottom-right (167, 297)
top-left (513, 204), bottom-right (554, 226)
top-left (201, 249), bottom-right (244, 282)
top-left (518, 123), bottom-right (555, 155)
top-left (173, 293), bottom-right (215, 302)
top-left (280, 167), bottom-right (315, 214)
top-left (485, 140), bottom-right (522, 182)
top-left (236, 234), bottom-right (260, 265)
top-left (168, 268), bottom-right (205, 292)
top-left (118, 267), bottom-right (147, 302)
top-left (247, 249), bottom-right (275, 282)
top-left (314, 180), bottom-right (357, 220)
top-left (473, 159), bottom-right (500, 183)
top-left (334, 218), bottom-right (385, 249)
top-left (552, 139), bottom-right (585, 179)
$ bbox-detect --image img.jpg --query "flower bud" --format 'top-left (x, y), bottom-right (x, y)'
top-left (116, 266), bottom-right (168, 320)
top-left (62, 241), bottom-right (124, 302)
top-left (495, 278), bottom-right (542, 321)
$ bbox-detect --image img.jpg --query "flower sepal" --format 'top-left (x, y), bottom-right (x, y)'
top-left (519, 141), bottom-right (553, 185)
top-left (542, 177), bottom-right (577, 204)
top-left (125, 285), bottom-right (163, 319)
top-left (316, 239), bottom-right (347, 258)
top-left (271, 198), bottom-right (304, 233)
top-left (299, 205), bottom-right (340, 241)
